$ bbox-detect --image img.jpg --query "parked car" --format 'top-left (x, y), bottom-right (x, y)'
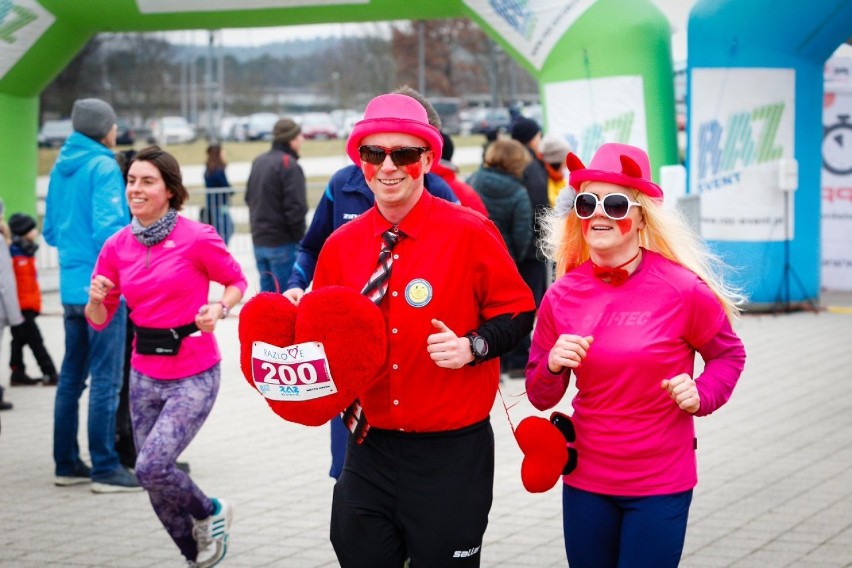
top-left (246, 112), bottom-right (279, 141)
top-left (115, 118), bottom-right (135, 146)
top-left (330, 109), bottom-right (360, 138)
top-left (38, 119), bottom-right (73, 148)
top-left (300, 112), bottom-right (338, 140)
top-left (431, 97), bottom-right (463, 135)
top-left (150, 116), bottom-right (196, 145)
top-left (219, 115), bottom-right (249, 141)
top-left (470, 107), bottom-right (512, 136)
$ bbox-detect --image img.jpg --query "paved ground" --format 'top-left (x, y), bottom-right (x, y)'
top-left (1, 261), bottom-right (851, 567)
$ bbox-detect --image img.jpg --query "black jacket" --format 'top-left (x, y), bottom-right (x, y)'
top-left (520, 148), bottom-right (550, 260)
top-left (245, 143), bottom-right (308, 247)
top-left (466, 167), bottom-right (533, 265)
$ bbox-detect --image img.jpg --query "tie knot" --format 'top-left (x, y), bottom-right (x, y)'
top-left (383, 228), bottom-right (402, 249)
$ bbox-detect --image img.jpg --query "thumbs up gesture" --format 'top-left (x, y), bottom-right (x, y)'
top-left (426, 319), bottom-right (473, 369)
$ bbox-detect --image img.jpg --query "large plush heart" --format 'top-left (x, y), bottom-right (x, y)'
top-left (238, 287), bottom-right (387, 426)
top-left (515, 416), bottom-right (569, 493)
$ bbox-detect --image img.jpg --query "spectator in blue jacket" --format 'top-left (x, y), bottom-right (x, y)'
top-left (283, 87), bottom-right (459, 480)
top-left (43, 98), bottom-right (139, 493)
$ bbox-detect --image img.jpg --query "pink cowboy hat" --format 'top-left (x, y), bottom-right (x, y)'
top-left (346, 93), bottom-right (443, 165)
top-left (566, 142), bottom-right (663, 200)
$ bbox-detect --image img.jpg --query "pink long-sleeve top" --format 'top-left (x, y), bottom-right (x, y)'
top-left (526, 250), bottom-right (746, 496)
top-left (88, 216), bottom-right (247, 380)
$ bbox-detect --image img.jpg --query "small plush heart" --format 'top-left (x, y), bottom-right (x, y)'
top-left (238, 287), bottom-right (387, 426)
top-left (515, 416), bottom-right (568, 493)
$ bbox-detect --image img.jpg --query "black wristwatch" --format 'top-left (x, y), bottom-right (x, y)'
top-left (465, 333), bottom-right (489, 362)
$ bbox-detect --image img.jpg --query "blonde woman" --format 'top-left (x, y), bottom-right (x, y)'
top-left (525, 143), bottom-right (746, 568)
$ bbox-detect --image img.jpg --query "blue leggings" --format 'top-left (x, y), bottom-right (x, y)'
top-left (562, 485), bottom-right (692, 568)
top-left (130, 365), bottom-right (220, 561)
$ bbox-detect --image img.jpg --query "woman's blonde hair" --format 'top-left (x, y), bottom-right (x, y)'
top-left (541, 184), bottom-right (746, 321)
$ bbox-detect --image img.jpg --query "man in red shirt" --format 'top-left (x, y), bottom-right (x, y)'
top-left (313, 93), bottom-right (535, 567)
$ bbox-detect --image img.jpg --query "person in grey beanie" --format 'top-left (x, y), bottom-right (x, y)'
top-left (72, 98), bottom-right (118, 141)
top-left (245, 117), bottom-right (308, 292)
top-left (43, 97), bottom-right (140, 492)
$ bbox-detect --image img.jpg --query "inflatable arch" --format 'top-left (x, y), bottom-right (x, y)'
top-left (687, 0), bottom-right (852, 306)
top-left (1, 0), bottom-right (676, 223)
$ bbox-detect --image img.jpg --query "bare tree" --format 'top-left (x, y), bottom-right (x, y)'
top-left (39, 37), bottom-right (104, 122)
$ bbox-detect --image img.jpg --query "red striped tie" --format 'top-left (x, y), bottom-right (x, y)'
top-left (361, 228), bottom-right (402, 305)
top-left (343, 227), bottom-right (403, 443)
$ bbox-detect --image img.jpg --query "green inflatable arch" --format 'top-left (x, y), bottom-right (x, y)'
top-left (0, 0), bottom-right (676, 216)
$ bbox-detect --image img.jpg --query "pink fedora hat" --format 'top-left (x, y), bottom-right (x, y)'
top-left (566, 143), bottom-right (663, 200)
top-left (346, 94), bottom-right (443, 165)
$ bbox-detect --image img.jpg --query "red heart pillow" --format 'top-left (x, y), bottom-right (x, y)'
top-left (515, 416), bottom-right (568, 493)
top-left (238, 287), bottom-right (387, 426)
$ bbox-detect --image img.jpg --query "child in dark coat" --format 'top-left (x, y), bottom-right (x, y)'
top-left (8, 213), bottom-right (57, 386)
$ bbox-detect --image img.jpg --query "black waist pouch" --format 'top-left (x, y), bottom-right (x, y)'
top-left (135, 322), bottom-right (199, 356)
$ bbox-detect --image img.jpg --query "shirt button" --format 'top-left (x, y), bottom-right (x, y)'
top-left (392, 364), bottom-right (399, 370)
top-left (393, 399), bottom-right (399, 405)
top-left (392, 291), bottom-right (398, 297)
top-left (393, 254), bottom-right (399, 260)
top-left (392, 328), bottom-right (398, 334)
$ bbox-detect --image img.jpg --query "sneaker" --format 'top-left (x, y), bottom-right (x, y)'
top-left (42, 374), bottom-right (59, 386)
top-left (10, 370), bottom-right (40, 386)
top-left (192, 498), bottom-right (233, 568)
top-left (55, 461), bottom-right (92, 486)
top-left (91, 466), bottom-right (143, 493)
top-left (0, 400), bottom-right (12, 411)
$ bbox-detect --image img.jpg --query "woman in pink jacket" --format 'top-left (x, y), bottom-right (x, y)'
top-left (526, 143), bottom-right (746, 568)
top-left (86, 146), bottom-right (247, 568)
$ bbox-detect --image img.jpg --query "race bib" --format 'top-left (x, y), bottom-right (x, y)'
top-left (251, 341), bottom-right (337, 401)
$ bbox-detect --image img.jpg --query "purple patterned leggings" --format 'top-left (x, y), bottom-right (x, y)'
top-left (130, 364), bottom-right (220, 560)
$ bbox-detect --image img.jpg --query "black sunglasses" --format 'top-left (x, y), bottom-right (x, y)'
top-left (574, 192), bottom-right (642, 220)
top-left (358, 145), bottom-right (429, 166)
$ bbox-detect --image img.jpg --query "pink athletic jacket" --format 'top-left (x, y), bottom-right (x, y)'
top-left (89, 216), bottom-right (247, 380)
top-left (526, 250), bottom-right (746, 496)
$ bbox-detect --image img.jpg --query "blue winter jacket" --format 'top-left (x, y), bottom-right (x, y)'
top-left (286, 164), bottom-right (459, 291)
top-left (43, 132), bottom-right (129, 304)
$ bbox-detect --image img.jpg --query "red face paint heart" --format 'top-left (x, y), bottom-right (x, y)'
top-left (514, 416), bottom-right (568, 493)
top-left (239, 287), bottom-right (387, 426)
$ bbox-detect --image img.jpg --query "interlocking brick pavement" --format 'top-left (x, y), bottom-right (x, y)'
top-left (1, 285), bottom-right (850, 567)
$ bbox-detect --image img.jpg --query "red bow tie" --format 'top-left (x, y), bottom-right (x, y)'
top-left (592, 250), bottom-right (641, 286)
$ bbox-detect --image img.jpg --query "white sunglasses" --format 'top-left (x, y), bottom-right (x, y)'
top-left (574, 192), bottom-right (642, 220)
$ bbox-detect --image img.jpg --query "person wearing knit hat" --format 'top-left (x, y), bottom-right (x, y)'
top-left (8, 213), bottom-right (36, 239)
top-left (510, 116), bottom-right (541, 146)
top-left (43, 95), bottom-right (136, 491)
top-left (528, 142), bottom-right (746, 567)
top-left (313, 93), bottom-right (535, 567)
top-left (245, 116), bottom-right (307, 292)
top-left (71, 98), bottom-right (117, 143)
top-left (505, 115), bottom-right (550, 379)
top-left (7, 212), bottom-right (58, 387)
top-left (272, 118), bottom-right (301, 145)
